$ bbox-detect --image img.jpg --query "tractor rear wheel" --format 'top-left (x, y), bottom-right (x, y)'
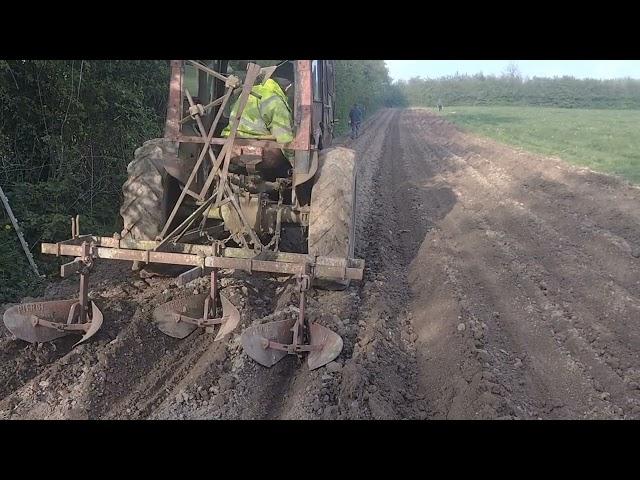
top-left (120, 139), bottom-right (179, 271)
top-left (308, 147), bottom-right (356, 291)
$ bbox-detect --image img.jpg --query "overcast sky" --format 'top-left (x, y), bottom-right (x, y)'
top-left (385, 60), bottom-right (640, 81)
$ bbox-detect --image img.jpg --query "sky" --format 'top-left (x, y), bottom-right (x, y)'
top-left (385, 60), bottom-right (640, 81)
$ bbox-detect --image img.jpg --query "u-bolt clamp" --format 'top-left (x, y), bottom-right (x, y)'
top-left (297, 273), bottom-right (311, 293)
top-left (188, 104), bottom-right (205, 120)
top-left (211, 241), bottom-right (223, 258)
top-left (80, 242), bottom-right (95, 271)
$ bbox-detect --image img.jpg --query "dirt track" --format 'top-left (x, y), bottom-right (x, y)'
top-left (2, 108), bottom-right (640, 419)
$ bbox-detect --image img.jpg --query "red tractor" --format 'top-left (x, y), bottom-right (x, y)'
top-left (4, 60), bottom-right (363, 370)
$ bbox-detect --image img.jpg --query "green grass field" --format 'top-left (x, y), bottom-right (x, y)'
top-left (435, 106), bottom-right (640, 184)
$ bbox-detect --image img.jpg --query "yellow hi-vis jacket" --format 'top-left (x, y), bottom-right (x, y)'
top-left (222, 78), bottom-right (294, 145)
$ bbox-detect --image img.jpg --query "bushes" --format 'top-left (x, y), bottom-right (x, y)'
top-left (398, 73), bottom-right (640, 109)
top-left (0, 60), bottom-right (170, 302)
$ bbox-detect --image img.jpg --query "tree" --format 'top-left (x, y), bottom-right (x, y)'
top-left (335, 60), bottom-right (405, 130)
top-left (503, 61), bottom-right (523, 82)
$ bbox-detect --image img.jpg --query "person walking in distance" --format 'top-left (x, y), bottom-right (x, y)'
top-left (349, 103), bottom-right (363, 139)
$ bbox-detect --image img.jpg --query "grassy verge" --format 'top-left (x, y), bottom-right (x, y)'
top-left (431, 105), bottom-right (640, 184)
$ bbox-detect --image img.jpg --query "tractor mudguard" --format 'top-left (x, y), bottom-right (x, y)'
top-left (293, 150), bottom-right (319, 188)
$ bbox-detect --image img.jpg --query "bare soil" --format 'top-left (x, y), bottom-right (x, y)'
top-left (2, 108), bottom-right (640, 419)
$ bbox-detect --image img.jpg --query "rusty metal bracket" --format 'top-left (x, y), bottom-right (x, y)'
top-left (30, 315), bottom-right (92, 333)
top-left (188, 103), bottom-right (206, 120)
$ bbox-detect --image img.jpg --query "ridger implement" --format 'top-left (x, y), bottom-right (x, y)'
top-left (4, 60), bottom-right (363, 370)
top-left (153, 269), bottom-right (240, 341)
top-left (3, 217), bottom-right (103, 347)
top-left (241, 266), bottom-right (343, 369)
